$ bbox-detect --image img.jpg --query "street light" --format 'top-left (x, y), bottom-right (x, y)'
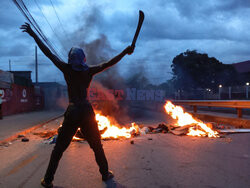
top-left (219, 85), bottom-right (222, 100)
top-left (229, 86), bottom-right (232, 100)
top-left (246, 82), bottom-right (249, 99)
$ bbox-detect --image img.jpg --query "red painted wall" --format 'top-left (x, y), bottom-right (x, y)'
top-left (0, 84), bottom-right (44, 116)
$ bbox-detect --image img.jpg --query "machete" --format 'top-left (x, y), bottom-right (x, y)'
top-left (131, 10), bottom-right (144, 48)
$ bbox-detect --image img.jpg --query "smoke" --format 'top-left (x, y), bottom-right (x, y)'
top-left (90, 82), bottom-right (130, 124)
top-left (79, 36), bottom-right (130, 124)
top-left (64, 4), bottom-right (131, 123)
top-left (126, 65), bottom-right (149, 89)
top-left (80, 35), bottom-right (114, 66)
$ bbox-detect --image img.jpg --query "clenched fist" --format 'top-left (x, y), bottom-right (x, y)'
top-left (123, 46), bottom-right (135, 55)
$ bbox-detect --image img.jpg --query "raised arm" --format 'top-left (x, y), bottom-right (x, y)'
top-left (89, 46), bottom-right (134, 75)
top-left (20, 23), bottom-right (66, 72)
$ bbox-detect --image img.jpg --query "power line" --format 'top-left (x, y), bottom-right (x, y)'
top-left (48, 0), bottom-right (73, 46)
top-left (33, 0), bottom-right (68, 58)
top-left (19, 0), bottom-right (57, 53)
top-left (12, 0), bottom-right (63, 60)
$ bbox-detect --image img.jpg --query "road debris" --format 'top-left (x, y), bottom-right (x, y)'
top-left (140, 127), bottom-right (150, 135)
top-left (21, 138), bottom-right (29, 142)
top-left (17, 135), bottom-right (25, 138)
top-left (33, 130), bottom-right (57, 138)
top-left (147, 123), bottom-right (169, 134)
top-left (44, 135), bottom-right (58, 144)
top-left (168, 124), bottom-right (194, 136)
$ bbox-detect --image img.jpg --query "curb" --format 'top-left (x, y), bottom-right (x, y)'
top-left (0, 114), bottom-right (63, 145)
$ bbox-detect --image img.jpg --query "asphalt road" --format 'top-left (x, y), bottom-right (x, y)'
top-left (0, 110), bottom-right (250, 188)
top-left (0, 110), bottom-right (63, 141)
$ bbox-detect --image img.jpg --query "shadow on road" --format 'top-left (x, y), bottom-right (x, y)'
top-left (105, 179), bottom-right (126, 188)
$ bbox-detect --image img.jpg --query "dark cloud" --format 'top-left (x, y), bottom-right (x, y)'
top-left (0, 1), bottom-right (25, 29)
top-left (0, 43), bottom-right (30, 57)
top-left (1, 0), bottom-right (250, 84)
top-left (216, 0), bottom-right (250, 11)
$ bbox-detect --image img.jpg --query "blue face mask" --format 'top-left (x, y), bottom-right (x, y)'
top-left (68, 47), bottom-right (89, 71)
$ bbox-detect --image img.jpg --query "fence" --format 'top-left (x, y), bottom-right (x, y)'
top-left (172, 100), bottom-right (250, 118)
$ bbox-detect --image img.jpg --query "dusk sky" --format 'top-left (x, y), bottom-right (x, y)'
top-left (1, 0), bottom-right (250, 84)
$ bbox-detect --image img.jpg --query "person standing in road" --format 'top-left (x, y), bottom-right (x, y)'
top-left (20, 22), bottom-right (134, 188)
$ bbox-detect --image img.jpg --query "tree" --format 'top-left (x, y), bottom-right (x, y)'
top-left (171, 50), bottom-right (239, 91)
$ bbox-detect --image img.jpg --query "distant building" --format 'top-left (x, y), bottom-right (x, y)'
top-left (232, 60), bottom-right (250, 73)
top-left (0, 70), bottom-right (44, 116)
top-left (0, 70), bottom-right (13, 88)
top-left (231, 61), bottom-right (250, 85)
top-left (10, 71), bottom-right (32, 87)
top-left (35, 82), bottom-right (68, 110)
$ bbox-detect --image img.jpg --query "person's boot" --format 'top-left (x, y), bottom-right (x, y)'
top-left (102, 170), bottom-right (114, 181)
top-left (41, 178), bottom-right (53, 188)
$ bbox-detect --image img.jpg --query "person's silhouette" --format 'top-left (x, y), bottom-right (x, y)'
top-left (20, 23), bottom-right (134, 188)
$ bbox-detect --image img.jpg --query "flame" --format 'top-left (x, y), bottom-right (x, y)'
top-left (73, 114), bottom-right (139, 140)
top-left (73, 136), bottom-right (83, 140)
top-left (164, 101), bottom-right (219, 138)
top-left (73, 128), bottom-right (84, 140)
top-left (96, 114), bottom-right (138, 139)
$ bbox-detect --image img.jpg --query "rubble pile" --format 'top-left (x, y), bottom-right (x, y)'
top-left (25, 121), bottom-right (250, 145)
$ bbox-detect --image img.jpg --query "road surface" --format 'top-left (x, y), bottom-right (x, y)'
top-left (0, 110), bottom-right (63, 141)
top-left (0, 109), bottom-right (250, 188)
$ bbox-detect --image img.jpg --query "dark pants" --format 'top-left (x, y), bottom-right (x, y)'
top-left (44, 103), bottom-right (109, 183)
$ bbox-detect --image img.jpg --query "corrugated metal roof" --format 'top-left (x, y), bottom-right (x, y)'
top-left (0, 70), bottom-right (13, 87)
top-left (0, 81), bottom-right (11, 88)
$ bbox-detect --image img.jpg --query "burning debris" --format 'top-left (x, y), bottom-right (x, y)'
top-left (71, 114), bottom-right (172, 141)
top-left (35, 101), bottom-right (250, 145)
top-left (164, 101), bottom-right (219, 138)
top-left (96, 114), bottom-right (140, 139)
top-left (72, 113), bottom-right (141, 140)
top-left (46, 101), bottom-right (221, 143)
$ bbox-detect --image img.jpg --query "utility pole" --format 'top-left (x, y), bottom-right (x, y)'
top-left (228, 86), bottom-right (231, 100)
top-left (35, 46), bottom-right (38, 83)
top-left (219, 85), bottom-right (222, 100)
top-left (9, 59), bottom-right (11, 71)
top-left (246, 82), bottom-right (249, 99)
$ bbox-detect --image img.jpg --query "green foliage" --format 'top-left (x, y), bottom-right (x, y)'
top-left (171, 50), bottom-right (239, 91)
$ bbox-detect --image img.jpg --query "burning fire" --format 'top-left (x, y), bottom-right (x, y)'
top-left (73, 128), bottom-right (83, 140)
top-left (96, 114), bottom-right (139, 139)
top-left (73, 113), bottom-right (139, 140)
top-left (164, 101), bottom-right (219, 138)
